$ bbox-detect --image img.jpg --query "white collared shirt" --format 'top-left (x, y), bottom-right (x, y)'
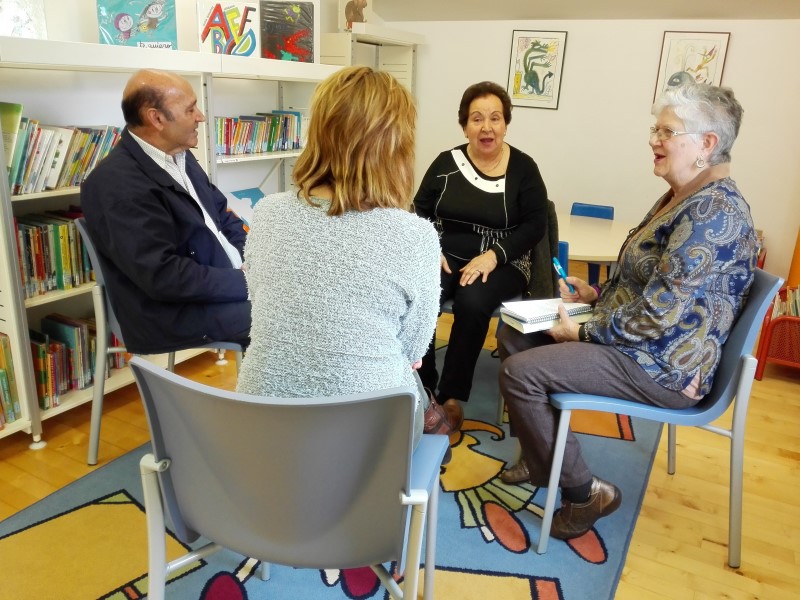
top-left (129, 131), bottom-right (243, 269)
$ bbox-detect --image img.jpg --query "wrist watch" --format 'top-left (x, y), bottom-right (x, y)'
top-left (578, 323), bottom-right (591, 343)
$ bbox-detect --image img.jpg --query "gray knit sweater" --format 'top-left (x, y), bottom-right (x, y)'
top-left (236, 191), bottom-right (441, 404)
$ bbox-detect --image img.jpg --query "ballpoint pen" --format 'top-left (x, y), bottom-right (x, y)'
top-left (552, 257), bottom-right (575, 293)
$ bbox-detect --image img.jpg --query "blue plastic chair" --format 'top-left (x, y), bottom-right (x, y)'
top-left (570, 202), bottom-right (614, 284)
top-left (131, 357), bottom-right (449, 600)
top-left (535, 268), bottom-right (783, 568)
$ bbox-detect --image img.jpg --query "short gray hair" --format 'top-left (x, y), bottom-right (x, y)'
top-left (652, 84), bottom-right (743, 165)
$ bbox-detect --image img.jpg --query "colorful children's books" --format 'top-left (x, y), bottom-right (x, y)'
top-left (0, 102), bottom-right (24, 173)
top-left (97, 0), bottom-right (178, 50)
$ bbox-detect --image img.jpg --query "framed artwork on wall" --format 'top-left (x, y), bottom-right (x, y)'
top-left (506, 30), bottom-right (567, 110)
top-left (654, 31), bottom-right (730, 100)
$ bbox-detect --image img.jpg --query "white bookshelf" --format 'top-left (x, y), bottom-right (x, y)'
top-left (0, 36), bottom-right (340, 447)
top-left (321, 23), bottom-right (423, 93)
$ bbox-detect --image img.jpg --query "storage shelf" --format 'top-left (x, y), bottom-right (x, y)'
top-left (349, 23), bottom-right (425, 46)
top-left (755, 287), bottom-right (800, 380)
top-left (24, 282), bottom-right (94, 309)
top-left (0, 36), bottom-right (218, 74)
top-left (1, 36), bottom-right (337, 447)
top-left (10, 186), bottom-right (80, 203)
top-left (38, 349), bottom-right (207, 421)
top-left (216, 150), bottom-right (301, 164)
top-left (0, 417), bottom-right (33, 441)
top-left (218, 54), bottom-right (339, 82)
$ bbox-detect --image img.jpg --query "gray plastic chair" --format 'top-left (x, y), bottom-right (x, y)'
top-left (75, 218), bottom-right (242, 466)
top-left (131, 356), bottom-right (449, 600)
top-left (536, 268), bottom-right (783, 568)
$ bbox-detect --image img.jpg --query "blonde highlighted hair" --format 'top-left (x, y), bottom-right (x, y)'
top-left (293, 66), bottom-right (417, 215)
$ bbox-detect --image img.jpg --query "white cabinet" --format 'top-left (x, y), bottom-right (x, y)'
top-left (321, 23), bottom-right (423, 93)
top-left (0, 36), bottom-right (339, 445)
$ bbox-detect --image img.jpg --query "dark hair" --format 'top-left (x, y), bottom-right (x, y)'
top-left (121, 86), bottom-right (172, 127)
top-left (458, 81), bottom-right (512, 127)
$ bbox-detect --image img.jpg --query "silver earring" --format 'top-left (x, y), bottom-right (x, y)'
top-left (695, 156), bottom-right (706, 169)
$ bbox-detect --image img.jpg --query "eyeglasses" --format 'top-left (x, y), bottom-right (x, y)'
top-left (649, 126), bottom-right (699, 141)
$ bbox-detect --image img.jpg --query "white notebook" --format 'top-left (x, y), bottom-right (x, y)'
top-left (500, 298), bottom-right (592, 334)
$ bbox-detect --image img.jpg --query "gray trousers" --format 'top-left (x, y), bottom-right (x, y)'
top-left (497, 326), bottom-right (693, 489)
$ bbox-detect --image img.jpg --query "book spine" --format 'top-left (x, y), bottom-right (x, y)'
top-left (0, 369), bottom-right (16, 423)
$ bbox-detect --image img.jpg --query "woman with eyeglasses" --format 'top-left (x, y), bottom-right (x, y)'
top-left (496, 83), bottom-right (758, 541)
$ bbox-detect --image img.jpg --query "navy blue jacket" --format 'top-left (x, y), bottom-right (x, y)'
top-left (81, 129), bottom-right (250, 354)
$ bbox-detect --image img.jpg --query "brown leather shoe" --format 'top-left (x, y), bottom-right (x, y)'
top-left (550, 476), bottom-right (622, 540)
top-left (500, 458), bottom-right (530, 484)
top-left (423, 400), bottom-right (455, 436)
top-left (442, 398), bottom-right (464, 431)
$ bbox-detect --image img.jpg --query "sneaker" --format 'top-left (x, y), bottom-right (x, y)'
top-left (500, 458), bottom-right (530, 484)
top-left (550, 476), bottom-right (622, 540)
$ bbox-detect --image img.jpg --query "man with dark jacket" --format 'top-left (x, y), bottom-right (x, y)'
top-left (82, 69), bottom-right (250, 354)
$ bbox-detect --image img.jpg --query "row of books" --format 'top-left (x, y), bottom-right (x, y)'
top-left (14, 208), bottom-right (92, 300)
top-left (1, 101), bottom-right (120, 196)
top-left (29, 314), bottom-right (127, 411)
top-left (214, 111), bottom-right (303, 156)
top-left (0, 333), bottom-right (22, 427)
top-left (771, 286), bottom-right (800, 319)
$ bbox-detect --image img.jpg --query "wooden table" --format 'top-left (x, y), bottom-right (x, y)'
top-left (557, 213), bottom-right (638, 263)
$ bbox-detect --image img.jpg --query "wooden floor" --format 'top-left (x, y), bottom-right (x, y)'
top-left (1, 264), bottom-right (798, 599)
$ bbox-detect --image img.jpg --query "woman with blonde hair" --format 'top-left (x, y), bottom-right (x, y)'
top-left (237, 66), bottom-right (449, 449)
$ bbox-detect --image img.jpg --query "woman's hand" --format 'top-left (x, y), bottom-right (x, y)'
top-left (559, 276), bottom-right (598, 304)
top-left (547, 304), bottom-right (581, 342)
top-left (459, 250), bottom-right (498, 286)
top-left (411, 359), bottom-right (422, 370)
top-left (440, 254), bottom-right (452, 274)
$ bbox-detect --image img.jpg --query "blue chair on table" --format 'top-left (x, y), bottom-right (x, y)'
top-left (131, 356), bottom-right (449, 600)
top-left (535, 268), bottom-right (783, 569)
top-left (570, 202), bottom-right (614, 284)
top-left (75, 218), bottom-right (243, 466)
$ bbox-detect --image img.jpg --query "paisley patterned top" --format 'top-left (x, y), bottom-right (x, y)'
top-left (584, 177), bottom-right (758, 399)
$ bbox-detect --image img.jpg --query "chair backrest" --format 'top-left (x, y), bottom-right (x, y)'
top-left (571, 202), bottom-right (614, 220)
top-left (528, 199), bottom-right (561, 299)
top-left (75, 217), bottom-right (126, 344)
top-left (129, 356), bottom-right (418, 569)
top-left (689, 268), bottom-right (783, 420)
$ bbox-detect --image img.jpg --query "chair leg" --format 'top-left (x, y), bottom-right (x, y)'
top-left (728, 429), bottom-right (744, 569)
top-left (496, 393), bottom-right (505, 425)
top-left (667, 423), bottom-right (677, 475)
top-left (235, 350), bottom-right (242, 374)
top-left (88, 286), bottom-right (108, 466)
top-left (536, 408), bottom-right (573, 554)
top-left (214, 348), bottom-right (228, 365)
top-left (140, 454), bottom-right (168, 600)
top-left (423, 483), bottom-right (439, 600)
top-left (403, 501), bottom-right (428, 600)
top-left (727, 358), bottom-right (755, 569)
top-left (587, 263), bottom-right (600, 285)
top-left (167, 352), bottom-right (176, 372)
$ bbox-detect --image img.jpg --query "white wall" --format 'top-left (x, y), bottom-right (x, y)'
top-left (393, 19), bottom-right (800, 279)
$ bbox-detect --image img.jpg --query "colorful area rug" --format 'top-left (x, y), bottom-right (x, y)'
top-left (0, 350), bottom-right (661, 599)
